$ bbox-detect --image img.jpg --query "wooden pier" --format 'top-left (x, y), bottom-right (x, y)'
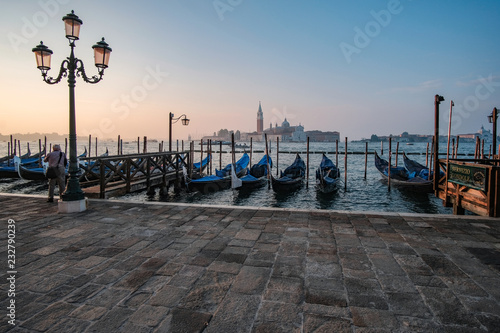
top-left (78, 151), bottom-right (189, 199)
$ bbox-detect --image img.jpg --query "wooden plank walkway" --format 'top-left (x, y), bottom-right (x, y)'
top-left (1, 194), bottom-right (499, 332)
top-left (79, 152), bottom-right (188, 199)
top-left (83, 171), bottom-right (179, 199)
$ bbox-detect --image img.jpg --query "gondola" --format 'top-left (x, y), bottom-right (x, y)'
top-left (239, 154), bottom-right (272, 190)
top-left (0, 149), bottom-right (33, 167)
top-left (18, 164), bottom-right (47, 181)
top-left (0, 165), bottom-right (19, 179)
top-left (0, 155), bottom-right (31, 179)
top-left (0, 154), bottom-right (15, 164)
top-left (186, 153), bottom-right (249, 193)
top-left (271, 153), bottom-right (305, 192)
top-left (402, 152), bottom-right (430, 179)
top-left (316, 153), bottom-right (340, 193)
top-left (374, 151), bottom-right (432, 191)
top-left (18, 148), bottom-right (89, 181)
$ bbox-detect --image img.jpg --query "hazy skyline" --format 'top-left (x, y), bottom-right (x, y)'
top-left (1, 0), bottom-right (500, 141)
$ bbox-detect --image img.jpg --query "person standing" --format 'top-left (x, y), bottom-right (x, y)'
top-left (44, 144), bottom-right (67, 202)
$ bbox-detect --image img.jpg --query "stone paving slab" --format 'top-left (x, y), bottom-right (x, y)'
top-left (1, 194), bottom-right (500, 332)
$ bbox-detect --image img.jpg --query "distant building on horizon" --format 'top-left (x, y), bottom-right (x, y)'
top-left (207, 102), bottom-right (340, 142)
top-left (241, 102), bottom-right (339, 142)
top-left (257, 101), bottom-right (264, 134)
top-left (365, 126), bottom-right (499, 144)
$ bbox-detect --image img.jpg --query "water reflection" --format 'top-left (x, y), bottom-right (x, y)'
top-left (315, 188), bottom-right (339, 210)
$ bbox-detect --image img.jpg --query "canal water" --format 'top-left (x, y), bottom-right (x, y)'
top-left (0, 140), bottom-right (482, 214)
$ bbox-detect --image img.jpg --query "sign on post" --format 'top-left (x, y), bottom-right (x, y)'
top-left (448, 163), bottom-right (487, 191)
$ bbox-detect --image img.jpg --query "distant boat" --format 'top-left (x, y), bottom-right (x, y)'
top-left (316, 153), bottom-right (340, 193)
top-left (406, 143), bottom-right (414, 145)
top-left (271, 153), bottom-right (305, 192)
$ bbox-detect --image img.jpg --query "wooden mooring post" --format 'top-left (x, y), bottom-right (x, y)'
top-left (276, 137), bottom-right (279, 176)
top-left (265, 134), bottom-right (270, 189)
top-left (344, 137), bottom-right (347, 191)
top-left (364, 142), bottom-right (368, 180)
top-left (395, 141), bottom-right (399, 167)
top-left (249, 138), bottom-right (253, 169)
top-left (306, 137), bottom-right (310, 188)
top-left (388, 136), bottom-right (392, 191)
top-left (336, 139), bottom-right (339, 169)
top-left (219, 141), bottom-right (222, 171)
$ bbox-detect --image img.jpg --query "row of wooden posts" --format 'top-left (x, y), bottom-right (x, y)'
top-left (7, 133), bottom-right (495, 161)
top-left (6, 133), bottom-right (497, 191)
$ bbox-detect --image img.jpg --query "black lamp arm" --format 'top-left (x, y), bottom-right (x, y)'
top-left (171, 114), bottom-right (188, 124)
top-left (75, 58), bottom-right (104, 84)
top-left (42, 59), bottom-right (69, 85)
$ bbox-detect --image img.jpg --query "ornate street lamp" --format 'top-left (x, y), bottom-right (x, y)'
top-left (169, 113), bottom-right (190, 151)
top-left (32, 10), bottom-right (112, 212)
top-left (488, 107), bottom-right (498, 157)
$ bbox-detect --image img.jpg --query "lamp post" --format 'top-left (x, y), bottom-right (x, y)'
top-left (169, 112), bottom-right (190, 151)
top-left (32, 10), bottom-right (112, 211)
top-left (488, 107), bottom-right (498, 157)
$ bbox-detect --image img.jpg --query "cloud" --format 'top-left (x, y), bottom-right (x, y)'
top-left (392, 79), bottom-right (443, 93)
top-left (455, 75), bottom-right (500, 87)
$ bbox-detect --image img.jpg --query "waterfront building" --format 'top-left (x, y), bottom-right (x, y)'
top-left (257, 102), bottom-right (264, 134)
top-left (240, 102), bottom-right (339, 142)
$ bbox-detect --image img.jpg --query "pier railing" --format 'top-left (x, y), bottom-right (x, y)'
top-left (78, 151), bottom-right (189, 198)
top-left (437, 158), bottom-right (500, 217)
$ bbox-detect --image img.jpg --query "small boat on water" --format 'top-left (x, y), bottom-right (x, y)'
top-left (239, 154), bottom-right (272, 190)
top-left (271, 153), bottom-right (305, 192)
top-left (374, 151), bottom-right (432, 191)
top-left (186, 153), bottom-right (249, 193)
top-left (316, 153), bottom-right (340, 193)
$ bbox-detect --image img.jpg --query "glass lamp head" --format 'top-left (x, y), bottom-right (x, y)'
top-left (32, 41), bottom-right (53, 73)
top-left (62, 10), bottom-right (83, 40)
top-left (92, 38), bottom-right (112, 69)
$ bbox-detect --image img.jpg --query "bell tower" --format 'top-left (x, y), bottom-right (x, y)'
top-left (257, 101), bottom-right (264, 134)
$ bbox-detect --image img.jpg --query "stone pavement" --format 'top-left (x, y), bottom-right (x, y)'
top-left (1, 194), bottom-right (500, 333)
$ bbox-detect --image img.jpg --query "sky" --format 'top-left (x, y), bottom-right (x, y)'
top-left (1, 0), bottom-right (500, 141)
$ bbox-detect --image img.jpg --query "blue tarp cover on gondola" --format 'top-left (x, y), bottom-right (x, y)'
top-left (193, 154), bottom-right (211, 171)
top-left (240, 174), bottom-right (259, 182)
top-left (280, 154), bottom-right (305, 178)
top-left (215, 153), bottom-right (249, 177)
top-left (249, 155), bottom-right (272, 178)
top-left (190, 175), bottom-right (222, 183)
